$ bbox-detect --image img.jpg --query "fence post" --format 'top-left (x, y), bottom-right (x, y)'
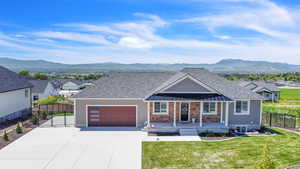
top-left (283, 114), bottom-right (286, 128)
top-left (269, 112), bottom-right (272, 127)
top-left (37, 110), bottom-right (40, 126)
top-left (51, 111), bottom-right (53, 127)
top-left (64, 111), bottom-right (66, 127)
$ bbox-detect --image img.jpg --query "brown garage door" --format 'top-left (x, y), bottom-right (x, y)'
top-left (88, 106), bottom-right (136, 126)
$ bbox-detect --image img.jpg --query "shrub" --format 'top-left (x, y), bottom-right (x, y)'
top-left (31, 115), bottom-right (39, 125)
top-left (259, 126), bottom-right (267, 133)
top-left (16, 122), bottom-right (23, 134)
top-left (41, 112), bottom-right (47, 120)
top-left (206, 131), bottom-right (215, 137)
top-left (255, 143), bottom-right (276, 169)
top-left (3, 130), bottom-right (9, 141)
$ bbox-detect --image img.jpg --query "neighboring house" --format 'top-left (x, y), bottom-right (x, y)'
top-left (0, 66), bottom-right (32, 122)
top-left (238, 81), bottom-right (280, 101)
top-left (51, 79), bottom-right (93, 97)
top-left (29, 80), bottom-right (58, 101)
top-left (73, 68), bottom-right (263, 134)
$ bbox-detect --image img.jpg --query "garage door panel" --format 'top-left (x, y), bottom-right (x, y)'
top-left (88, 106), bottom-right (136, 126)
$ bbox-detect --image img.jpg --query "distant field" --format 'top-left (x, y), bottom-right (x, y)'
top-left (263, 106), bottom-right (300, 117)
top-left (263, 88), bottom-right (300, 116)
top-left (280, 88), bottom-right (300, 101)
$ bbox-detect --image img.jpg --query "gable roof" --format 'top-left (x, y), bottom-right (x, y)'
top-left (73, 68), bottom-right (263, 100)
top-left (152, 73), bottom-right (218, 94)
top-left (73, 72), bottom-right (175, 98)
top-left (180, 68), bottom-right (263, 100)
top-left (0, 66), bottom-right (33, 93)
top-left (239, 81), bottom-right (279, 92)
top-left (51, 79), bottom-right (93, 89)
top-left (29, 80), bottom-right (50, 93)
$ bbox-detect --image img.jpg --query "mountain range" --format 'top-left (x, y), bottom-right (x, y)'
top-left (0, 57), bottom-right (299, 73)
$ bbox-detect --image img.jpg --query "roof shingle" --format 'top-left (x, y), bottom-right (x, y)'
top-left (0, 66), bottom-right (33, 93)
top-left (73, 68), bottom-right (263, 100)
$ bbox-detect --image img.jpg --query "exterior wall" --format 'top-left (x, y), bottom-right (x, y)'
top-left (0, 88), bottom-right (31, 117)
top-left (75, 99), bottom-right (147, 127)
top-left (190, 102), bottom-right (200, 122)
top-left (43, 83), bottom-right (58, 97)
top-left (228, 100), bottom-right (262, 130)
top-left (63, 82), bottom-right (80, 90)
top-left (163, 78), bottom-right (211, 93)
top-left (150, 101), bottom-right (222, 123)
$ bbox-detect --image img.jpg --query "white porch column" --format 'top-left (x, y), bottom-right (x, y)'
top-left (173, 102), bottom-right (176, 127)
top-left (199, 102), bottom-right (203, 127)
top-left (147, 102), bottom-right (150, 127)
top-left (220, 102), bottom-right (223, 123)
top-left (225, 102), bottom-right (229, 127)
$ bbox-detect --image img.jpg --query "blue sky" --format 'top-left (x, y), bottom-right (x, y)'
top-left (0, 0), bottom-right (300, 64)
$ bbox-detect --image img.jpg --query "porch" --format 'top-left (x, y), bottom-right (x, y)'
top-left (147, 122), bottom-right (229, 133)
top-left (145, 93), bottom-right (233, 133)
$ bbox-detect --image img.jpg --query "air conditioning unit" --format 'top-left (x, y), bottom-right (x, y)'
top-left (236, 126), bottom-right (247, 133)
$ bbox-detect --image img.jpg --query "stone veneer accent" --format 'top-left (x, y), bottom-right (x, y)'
top-left (150, 102), bottom-right (175, 122)
top-left (202, 102), bottom-right (221, 123)
top-left (150, 101), bottom-right (222, 123)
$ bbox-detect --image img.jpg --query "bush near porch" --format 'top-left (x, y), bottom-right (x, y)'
top-left (142, 128), bottom-right (300, 169)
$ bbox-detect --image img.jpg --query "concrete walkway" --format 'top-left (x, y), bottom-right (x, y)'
top-left (143, 136), bottom-right (201, 142)
top-left (0, 127), bottom-right (145, 169)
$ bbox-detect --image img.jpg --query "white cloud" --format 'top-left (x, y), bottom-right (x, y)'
top-left (118, 36), bottom-right (152, 49)
top-left (181, 0), bottom-right (296, 39)
top-left (1, 5), bottom-right (300, 65)
top-left (33, 31), bottom-right (111, 45)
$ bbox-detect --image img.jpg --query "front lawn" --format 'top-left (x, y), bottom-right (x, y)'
top-left (142, 128), bottom-right (300, 169)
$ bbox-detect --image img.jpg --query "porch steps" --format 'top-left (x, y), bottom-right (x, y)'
top-left (179, 128), bottom-right (198, 136)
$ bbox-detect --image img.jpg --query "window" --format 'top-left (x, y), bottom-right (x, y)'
top-left (33, 95), bottom-right (39, 101)
top-left (25, 89), bottom-right (29, 98)
top-left (235, 100), bottom-right (249, 114)
top-left (154, 102), bottom-right (168, 114)
top-left (203, 102), bottom-right (217, 114)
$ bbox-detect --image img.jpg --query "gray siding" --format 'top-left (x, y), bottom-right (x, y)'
top-left (75, 99), bottom-right (147, 127)
top-left (228, 100), bottom-right (262, 129)
top-left (163, 78), bottom-right (211, 93)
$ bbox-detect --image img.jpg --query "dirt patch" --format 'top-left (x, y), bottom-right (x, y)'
top-left (148, 132), bottom-right (179, 136)
top-left (0, 119), bottom-right (48, 150)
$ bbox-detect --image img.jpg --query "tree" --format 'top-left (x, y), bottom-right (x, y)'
top-left (16, 122), bottom-right (23, 134)
top-left (33, 73), bottom-right (48, 80)
top-left (3, 130), bottom-right (9, 141)
top-left (255, 143), bottom-right (275, 169)
top-left (19, 71), bottom-right (30, 77)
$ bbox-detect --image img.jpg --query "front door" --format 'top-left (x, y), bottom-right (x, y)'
top-left (180, 102), bottom-right (189, 121)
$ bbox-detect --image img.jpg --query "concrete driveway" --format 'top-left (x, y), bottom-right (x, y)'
top-left (0, 127), bottom-right (145, 169)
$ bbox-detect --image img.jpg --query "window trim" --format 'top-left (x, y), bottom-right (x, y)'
top-left (153, 102), bottom-right (169, 115)
top-left (202, 102), bottom-right (217, 115)
top-left (234, 100), bottom-right (250, 115)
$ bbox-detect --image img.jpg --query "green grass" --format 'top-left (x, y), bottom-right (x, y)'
top-left (280, 88), bottom-right (300, 101)
top-left (52, 112), bottom-right (74, 116)
top-left (263, 88), bottom-right (300, 116)
top-left (142, 128), bottom-right (300, 169)
top-left (34, 96), bottom-right (73, 105)
top-left (263, 106), bottom-right (300, 117)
